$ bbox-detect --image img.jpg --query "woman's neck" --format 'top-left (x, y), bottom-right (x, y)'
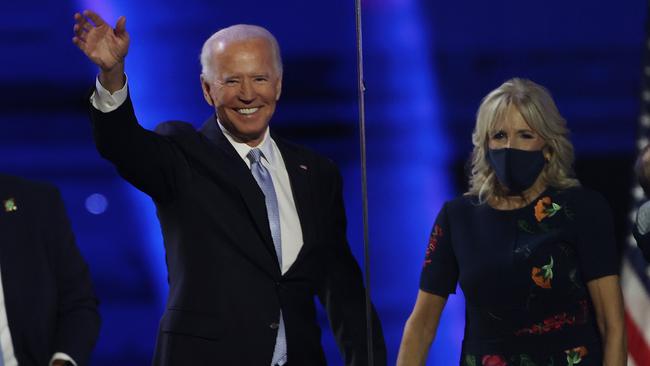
top-left (488, 177), bottom-right (547, 210)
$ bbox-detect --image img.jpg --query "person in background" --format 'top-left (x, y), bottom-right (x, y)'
top-left (0, 174), bottom-right (100, 366)
top-left (397, 78), bottom-right (626, 365)
top-left (633, 144), bottom-right (650, 261)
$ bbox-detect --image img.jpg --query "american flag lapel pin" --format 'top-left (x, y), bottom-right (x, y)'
top-left (3, 198), bottom-right (17, 212)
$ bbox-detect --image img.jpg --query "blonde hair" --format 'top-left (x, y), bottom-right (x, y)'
top-left (466, 78), bottom-right (579, 203)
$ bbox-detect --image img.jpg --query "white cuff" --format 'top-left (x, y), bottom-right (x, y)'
top-left (90, 74), bottom-right (129, 113)
top-left (49, 352), bottom-right (76, 366)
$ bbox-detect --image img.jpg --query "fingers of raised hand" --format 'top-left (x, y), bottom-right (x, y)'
top-left (73, 23), bottom-right (90, 38)
top-left (74, 12), bottom-right (90, 28)
top-left (73, 13), bottom-right (94, 40)
top-left (72, 18), bottom-right (86, 49)
top-left (74, 10), bottom-right (107, 31)
top-left (115, 16), bottom-right (127, 34)
top-left (72, 35), bottom-right (87, 52)
top-left (82, 10), bottom-right (106, 27)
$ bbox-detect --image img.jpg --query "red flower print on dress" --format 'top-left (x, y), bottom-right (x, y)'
top-left (531, 256), bottom-right (554, 289)
top-left (575, 299), bottom-right (589, 324)
top-left (423, 224), bottom-right (443, 267)
top-left (514, 312), bottom-right (576, 336)
top-left (481, 354), bottom-right (507, 366)
top-left (534, 196), bottom-right (562, 222)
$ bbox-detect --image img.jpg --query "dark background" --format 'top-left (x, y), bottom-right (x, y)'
top-left (0, 0), bottom-right (643, 364)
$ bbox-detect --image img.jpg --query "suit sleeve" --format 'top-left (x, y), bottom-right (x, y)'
top-left (90, 90), bottom-right (190, 203)
top-left (43, 187), bottom-right (100, 366)
top-left (315, 163), bottom-right (387, 366)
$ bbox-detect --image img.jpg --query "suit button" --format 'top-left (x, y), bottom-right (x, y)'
top-left (269, 322), bottom-right (280, 329)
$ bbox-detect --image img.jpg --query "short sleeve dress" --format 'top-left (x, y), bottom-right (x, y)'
top-left (420, 186), bottom-right (619, 366)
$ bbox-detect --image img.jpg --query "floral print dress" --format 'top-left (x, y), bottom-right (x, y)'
top-left (420, 187), bottom-right (618, 366)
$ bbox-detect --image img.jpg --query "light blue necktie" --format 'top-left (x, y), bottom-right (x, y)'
top-left (247, 148), bottom-right (287, 366)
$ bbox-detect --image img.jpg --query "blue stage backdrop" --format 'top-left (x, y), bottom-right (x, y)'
top-left (0, 0), bottom-right (645, 364)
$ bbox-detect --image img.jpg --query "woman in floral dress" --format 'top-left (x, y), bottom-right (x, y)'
top-left (397, 78), bottom-right (626, 365)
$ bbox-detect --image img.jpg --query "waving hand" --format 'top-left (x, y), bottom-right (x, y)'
top-left (73, 10), bottom-right (129, 92)
top-left (73, 10), bottom-right (129, 71)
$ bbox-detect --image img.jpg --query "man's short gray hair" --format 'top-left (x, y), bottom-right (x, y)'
top-left (200, 24), bottom-right (283, 81)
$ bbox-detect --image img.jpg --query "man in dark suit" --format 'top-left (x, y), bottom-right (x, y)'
top-left (0, 174), bottom-right (100, 366)
top-left (73, 9), bottom-right (386, 366)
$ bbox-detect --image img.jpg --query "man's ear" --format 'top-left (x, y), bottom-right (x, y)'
top-left (200, 75), bottom-right (214, 106)
top-left (275, 76), bottom-right (282, 101)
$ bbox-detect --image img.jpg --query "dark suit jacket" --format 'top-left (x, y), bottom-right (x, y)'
top-left (0, 175), bottom-right (100, 365)
top-left (90, 94), bottom-right (386, 366)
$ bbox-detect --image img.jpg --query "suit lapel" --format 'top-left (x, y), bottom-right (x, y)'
top-left (274, 137), bottom-right (315, 276)
top-left (196, 119), bottom-right (316, 277)
top-left (198, 117), bottom-right (281, 273)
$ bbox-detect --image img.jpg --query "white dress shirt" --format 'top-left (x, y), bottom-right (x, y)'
top-left (91, 77), bottom-right (304, 274)
top-left (0, 269), bottom-right (18, 366)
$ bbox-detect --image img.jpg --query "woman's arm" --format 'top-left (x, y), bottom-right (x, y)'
top-left (587, 274), bottom-right (626, 366)
top-left (397, 290), bottom-right (448, 366)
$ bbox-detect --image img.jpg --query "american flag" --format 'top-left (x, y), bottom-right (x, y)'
top-left (622, 3), bottom-right (650, 364)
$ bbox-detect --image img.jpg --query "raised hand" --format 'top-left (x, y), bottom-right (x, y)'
top-left (73, 10), bottom-right (129, 73)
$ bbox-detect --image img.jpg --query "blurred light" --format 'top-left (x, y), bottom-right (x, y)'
top-left (641, 113), bottom-right (650, 126)
top-left (634, 185), bottom-right (645, 200)
top-left (85, 193), bottom-right (108, 214)
top-left (628, 233), bottom-right (636, 247)
top-left (643, 92), bottom-right (650, 102)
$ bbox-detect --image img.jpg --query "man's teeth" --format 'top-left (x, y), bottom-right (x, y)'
top-left (237, 108), bottom-right (259, 115)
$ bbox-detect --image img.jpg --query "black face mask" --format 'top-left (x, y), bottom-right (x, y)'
top-left (487, 148), bottom-right (546, 194)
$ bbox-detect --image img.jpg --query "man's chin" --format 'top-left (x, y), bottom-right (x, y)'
top-left (219, 119), bottom-right (265, 137)
top-left (230, 128), bottom-right (267, 146)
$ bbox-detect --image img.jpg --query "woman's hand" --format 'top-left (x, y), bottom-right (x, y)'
top-left (397, 290), bottom-right (448, 366)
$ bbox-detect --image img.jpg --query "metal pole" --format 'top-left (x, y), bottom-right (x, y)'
top-left (354, 0), bottom-right (373, 365)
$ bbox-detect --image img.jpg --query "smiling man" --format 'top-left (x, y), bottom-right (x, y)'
top-left (73, 10), bottom-right (386, 366)
top-left (200, 31), bottom-right (282, 146)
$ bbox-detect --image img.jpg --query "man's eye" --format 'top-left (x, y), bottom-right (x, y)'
top-left (225, 80), bottom-right (239, 86)
top-left (254, 77), bottom-right (268, 83)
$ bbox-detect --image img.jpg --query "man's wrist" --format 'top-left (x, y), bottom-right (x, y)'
top-left (99, 62), bottom-right (126, 93)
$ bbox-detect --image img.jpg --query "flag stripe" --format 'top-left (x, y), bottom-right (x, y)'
top-left (626, 248), bottom-right (650, 294)
top-left (625, 2), bottom-right (650, 361)
top-left (626, 309), bottom-right (650, 365)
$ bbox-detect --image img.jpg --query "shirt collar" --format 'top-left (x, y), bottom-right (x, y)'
top-left (217, 120), bottom-right (275, 166)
